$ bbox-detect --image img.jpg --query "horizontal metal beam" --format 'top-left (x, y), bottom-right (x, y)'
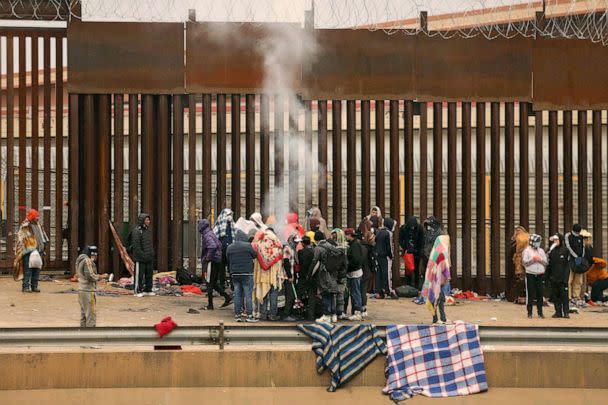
top-left (0, 325), bottom-right (606, 348)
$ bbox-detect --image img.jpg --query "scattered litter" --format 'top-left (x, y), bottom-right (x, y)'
top-left (119, 308), bottom-right (151, 312)
top-left (180, 285), bottom-right (203, 296)
top-left (490, 317), bottom-right (498, 321)
top-left (32, 309), bottom-right (38, 312)
top-left (187, 308), bottom-right (200, 314)
top-left (155, 316), bottom-right (177, 338)
top-left (39, 275), bottom-right (53, 282)
top-left (10, 303), bottom-right (15, 307)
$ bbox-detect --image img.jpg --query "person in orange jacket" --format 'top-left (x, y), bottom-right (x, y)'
top-left (586, 257), bottom-right (608, 303)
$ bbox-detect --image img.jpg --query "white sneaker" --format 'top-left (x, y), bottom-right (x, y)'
top-left (360, 311), bottom-right (368, 319)
top-left (147, 292), bottom-right (156, 297)
top-left (135, 293), bottom-right (145, 298)
top-left (348, 311), bottom-right (363, 321)
top-left (332, 314), bottom-right (338, 323)
top-left (338, 313), bottom-right (350, 320)
top-left (316, 315), bottom-right (332, 323)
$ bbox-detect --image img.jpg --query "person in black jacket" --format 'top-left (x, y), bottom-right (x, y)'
top-left (565, 223), bottom-right (585, 302)
top-left (226, 230), bottom-right (258, 322)
top-left (399, 216), bottom-right (424, 289)
top-left (375, 217), bottom-right (395, 299)
top-left (297, 236), bottom-right (316, 321)
top-left (546, 233), bottom-right (570, 318)
top-left (131, 213), bottom-right (155, 297)
top-left (345, 228), bottom-right (364, 320)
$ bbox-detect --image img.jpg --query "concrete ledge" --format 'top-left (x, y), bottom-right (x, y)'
top-left (0, 348), bottom-right (606, 390)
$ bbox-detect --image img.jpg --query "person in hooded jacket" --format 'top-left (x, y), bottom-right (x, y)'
top-left (226, 230), bottom-right (258, 322)
top-left (357, 217), bottom-right (375, 316)
top-left (565, 224), bottom-right (585, 302)
top-left (199, 218), bottom-right (232, 310)
top-left (283, 212), bottom-right (305, 242)
top-left (75, 245), bottom-right (107, 327)
top-left (546, 233), bottom-right (570, 318)
top-left (214, 208), bottom-right (236, 291)
top-left (375, 217), bottom-right (395, 299)
top-left (367, 206), bottom-right (384, 229)
top-left (306, 207), bottom-right (330, 238)
top-left (523, 233), bottom-right (548, 319)
top-left (297, 235), bottom-right (317, 321)
top-left (399, 216), bottom-right (424, 289)
top-left (309, 233), bottom-right (346, 323)
top-left (132, 213), bottom-right (155, 297)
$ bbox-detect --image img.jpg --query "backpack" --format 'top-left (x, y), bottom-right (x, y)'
top-left (176, 267), bottom-right (203, 285)
top-left (323, 244), bottom-right (347, 279)
top-left (125, 227), bottom-right (140, 255)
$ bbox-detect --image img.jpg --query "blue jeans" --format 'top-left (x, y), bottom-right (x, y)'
top-left (232, 274), bottom-right (254, 316)
top-left (261, 287), bottom-right (279, 318)
top-left (347, 277), bottom-right (362, 313)
top-left (322, 292), bottom-right (337, 316)
top-left (22, 253), bottom-right (40, 290)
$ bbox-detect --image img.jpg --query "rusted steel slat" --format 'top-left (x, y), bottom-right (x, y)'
top-left (68, 94), bottom-right (79, 274)
top-left (6, 36), bottom-right (15, 263)
top-left (274, 95), bottom-right (284, 214)
top-left (592, 110), bottom-right (603, 255)
top-left (31, 36), bottom-right (39, 211)
top-left (563, 111), bottom-right (573, 232)
top-left (245, 94), bottom-right (255, 217)
top-left (55, 36), bottom-right (64, 262)
top-left (188, 94), bottom-right (197, 272)
top-left (577, 111), bottom-right (588, 228)
top-left (202, 94), bottom-right (212, 219)
top-left (172, 95), bottom-right (184, 271)
top-left (98, 95), bottom-right (111, 274)
top-left (404, 100), bottom-right (414, 219)
top-left (141, 95), bottom-right (155, 217)
top-left (128, 95), bottom-right (139, 227)
top-left (461, 102), bottom-right (472, 291)
top-left (18, 35), bottom-right (26, 220)
top-left (332, 100), bottom-right (342, 228)
top-left (419, 104), bottom-right (428, 220)
top-left (476, 103), bottom-right (486, 294)
top-left (217, 94), bottom-right (227, 213)
top-left (389, 100), bottom-right (399, 221)
top-left (447, 102), bottom-right (457, 283)
top-left (304, 100), bottom-right (313, 210)
top-left (346, 100), bottom-right (356, 226)
top-left (231, 94), bottom-right (241, 218)
top-left (519, 103), bottom-right (529, 229)
top-left (375, 100), bottom-right (385, 211)
top-left (83, 99), bottom-right (96, 251)
top-left (548, 110), bottom-right (558, 235)
top-left (504, 102), bottom-right (515, 299)
top-left (113, 94), bottom-right (124, 275)
top-left (260, 95), bottom-right (270, 217)
top-left (490, 102), bottom-right (501, 295)
top-left (288, 99), bottom-right (299, 214)
top-left (318, 101), bottom-right (328, 218)
top-left (433, 102), bottom-right (442, 218)
top-left (361, 100), bottom-right (371, 217)
top-left (534, 111), bottom-right (544, 237)
top-left (42, 35), bottom-right (51, 250)
top-left (157, 95), bottom-right (170, 272)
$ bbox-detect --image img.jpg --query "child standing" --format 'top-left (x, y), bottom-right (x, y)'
top-left (75, 246), bottom-right (106, 327)
top-left (522, 234), bottom-right (548, 319)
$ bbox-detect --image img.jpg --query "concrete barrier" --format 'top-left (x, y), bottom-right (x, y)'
top-left (0, 348), bottom-right (606, 390)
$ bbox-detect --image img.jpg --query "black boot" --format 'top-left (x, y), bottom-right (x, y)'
top-left (220, 294), bottom-right (232, 308)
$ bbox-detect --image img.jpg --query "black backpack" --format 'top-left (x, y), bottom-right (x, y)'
top-left (176, 267), bottom-right (203, 285)
top-left (323, 245), bottom-right (347, 279)
top-left (125, 227), bottom-right (140, 255)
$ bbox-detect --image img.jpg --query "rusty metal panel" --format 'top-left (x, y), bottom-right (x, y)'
top-left (260, 95), bottom-right (270, 217)
top-left (303, 30), bottom-right (415, 100)
top-left (447, 102), bottom-right (457, 283)
top-left (55, 35), bottom-right (64, 262)
top-left (548, 111), bottom-right (558, 235)
top-left (318, 101), bottom-right (328, 218)
top-left (419, 104), bottom-right (428, 221)
top-left (6, 36), bottom-right (15, 264)
top-left (128, 95), bottom-right (139, 227)
top-left (534, 111), bottom-right (544, 236)
top-left (416, 36), bottom-right (532, 102)
top-left (202, 94), bottom-right (212, 220)
top-left (188, 94), bottom-right (197, 272)
top-left (389, 100), bottom-right (399, 221)
top-left (404, 101), bottom-right (414, 218)
top-left (231, 94), bottom-right (241, 217)
top-left (433, 102), bottom-right (442, 218)
top-left (361, 100), bottom-right (371, 217)
top-left (476, 103), bottom-right (486, 295)
top-left (563, 111), bottom-right (573, 232)
top-left (157, 95), bottom-right (170, 272)
top-left (216, 95), bottom-right (227, 213)
top-left (141, 95), bottom-right (156, 217)
top-left (288, 99), bottom-right (299, 214)
top-left (533, 39), bottom-right (608, 110)
top-left (246, 94), bottom-right (255, 217)
top-left (461, 102), bottom-right (472, 291)
top-left (274, 95), bottom-right (284, 213)
top-left (346, 100), bottom-right (356, 226)
top-left (43, 35), bottom-right (51, 246)
top-left (68, 22), bottom-right (184, 94)
top-left (519, 103), bottom-right (529, 229)
top-left (577, 111), bottom-right (588, 228)
top-left (31, 36), bottom-right (39, 211)
top-left (504, 102), bottom-right (515, 300)
top-left (490, 102), bottom-right (501, 295)
top-left (332, 100), bottom-right (342, 228)
top-left (113, 94), bottom-right (124, 275)
top-left (375, 100), bottom-right (385, 210)
top-left (18, 35), bottom-right (26, 220)
top-left (592, 110), bottom-right (603, 256)
top-left (68, 94), bottom-right (80, 274)
top-left (172, 95), bottom-right (184, 271)
top-left (98, 95), bottom-right (111, 274)
top-left (304, 100), bottom-right (313, 210)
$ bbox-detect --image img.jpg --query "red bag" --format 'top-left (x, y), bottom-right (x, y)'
top-left (404, 253), bottom-right (415, 275)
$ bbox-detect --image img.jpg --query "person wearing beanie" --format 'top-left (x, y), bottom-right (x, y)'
top-left (522, 234), bottom-right (548, 318)
top-left (14, 208), bottom-right (49, 293)
top-left (565, 223), bottom-right (585, 303)
top-left (546, 234), bottom-right (570, 318)
top-left (297, 235), bottom-right (317, 321)
top-left (309, 232), bottom-right (346, 323)
top-left (131, 213), bottom-right (156, 298)
top-left (75, 246), bottom-right (107, 327)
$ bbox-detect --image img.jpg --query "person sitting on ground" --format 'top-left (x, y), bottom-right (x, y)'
top-left (226, 230), bottom-right (258, 323)
top-left (309, 232), bottom-right (346, 323)
top-left (546, 233), bottom-right (570, 318)
top-left (586, 257), bottom-right (608, 303)
top-left (199, 218), bottom-right (232, 310)
top-left (522, 234), bottom-right (548, 319)
top-left (14, 208), bottom-right (49, 293)
top-left (75, 246), bottom-right (108, 327)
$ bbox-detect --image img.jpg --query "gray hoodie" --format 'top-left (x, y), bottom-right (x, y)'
top-left (75, 248), bottom-right (100, 292)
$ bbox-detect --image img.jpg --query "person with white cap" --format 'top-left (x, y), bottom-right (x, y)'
top-left (565, 224), bottom-right (585, 303)
top-left (522, 234), bottom-right (548, 319)
top-left (546, 233), bottom-right (570, 318)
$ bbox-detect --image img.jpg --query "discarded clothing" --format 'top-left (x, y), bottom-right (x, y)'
top-left (298, 323), bottom-right (387, 392)
top-left (158, 276), bottom-right (178, 286)
top-left (179, 285), bottom-right (203, 295)
top-left (383, 322), bottom-right (488, 402)
top-left (153, 271), bottom-right (177, 280)
top-left (155, 316), bottom-right (177, 339)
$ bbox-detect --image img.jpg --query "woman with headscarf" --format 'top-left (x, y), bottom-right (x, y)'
top-left (305, 207), bottom-right (330, 238)
top-left (250, 212), bottom-right (269, 232)
top-left (251, 228), bottom-right (285, 321)
top-left (367, 206), bottom-right (384, 230)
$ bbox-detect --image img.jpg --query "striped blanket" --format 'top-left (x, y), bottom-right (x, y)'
top-left (298, 323), bottom-right (387, 392)
top-left (383, 322), bottom-right (488, 402)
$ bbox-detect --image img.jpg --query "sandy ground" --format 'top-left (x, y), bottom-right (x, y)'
top-left (1, 388), bottom-right (606, 405)
top-left (1, 277), bottom-right (607, 328)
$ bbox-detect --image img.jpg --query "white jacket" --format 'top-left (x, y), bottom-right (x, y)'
top-left (522, 246), bottom-right (548, 275)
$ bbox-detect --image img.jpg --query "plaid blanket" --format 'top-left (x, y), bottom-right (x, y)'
top-left (383, 322), bottom-right (487, 402)
top-left (213, 208), bottom-right (236, 239)
top-left (298, 323), bottom-right (387, 392)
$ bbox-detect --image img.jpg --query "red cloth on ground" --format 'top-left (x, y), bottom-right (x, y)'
top-left (154, 316), bottom-right (177, 339)
top-left (453, 290), bottom-right (486, 301)
top-left (179, 285), bottom-right (203, 295)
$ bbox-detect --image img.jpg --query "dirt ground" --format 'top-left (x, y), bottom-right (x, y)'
top-left (1, 277), bottom-right (607, 328)
top-left (1, 388), bottom-right (606, 405)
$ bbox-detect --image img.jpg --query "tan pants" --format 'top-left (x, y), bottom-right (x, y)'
top-left (78, 291), bottom-right (96, 328)
top-left (568, 272), bottom-right (584, 300)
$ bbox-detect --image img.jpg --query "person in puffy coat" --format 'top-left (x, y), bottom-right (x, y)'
top-left (199, 219), bottom-right (231, 310)
top-left (546, 233), bottom-right (570, 318)
top-left (399, 216), bottom-right (424, 289)
top-left (132, 213), bottom-right (155, 297)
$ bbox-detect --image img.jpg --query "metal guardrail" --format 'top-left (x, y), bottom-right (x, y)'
top-left (0, 324), bottom-right (606, 349)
